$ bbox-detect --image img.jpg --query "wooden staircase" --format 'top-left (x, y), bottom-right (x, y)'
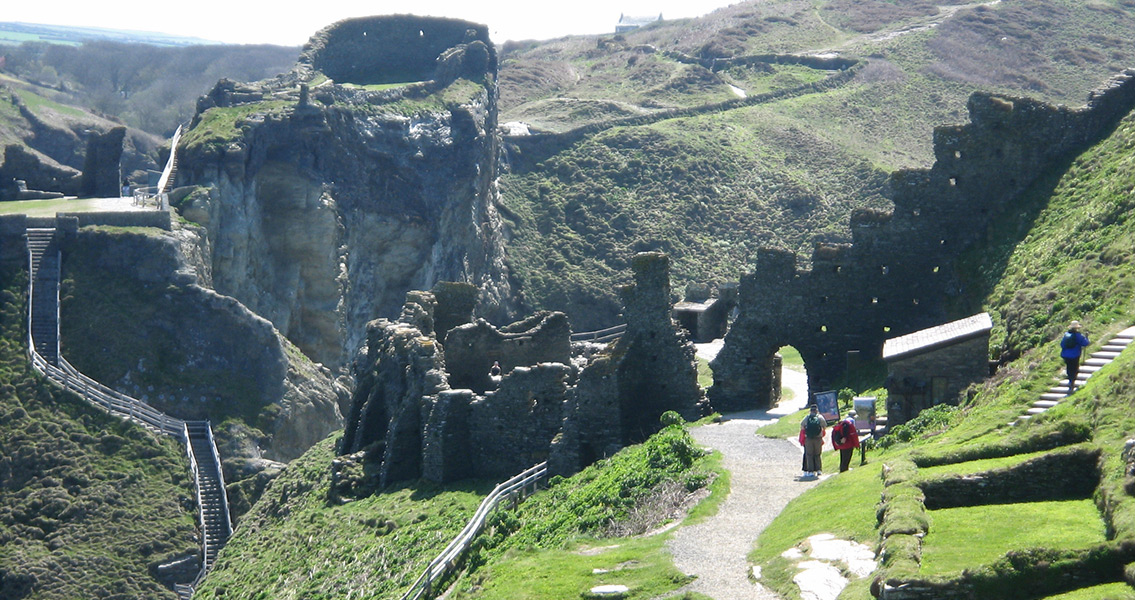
top-left (27, 227), bottom-right (60, 365)
top-left (1011, 325), bottom-right (1135, 425)
top-left (25, 224), bottom-right (232, 599)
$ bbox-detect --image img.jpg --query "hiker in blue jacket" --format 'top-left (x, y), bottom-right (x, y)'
top-left (1060, 320), bottom-right (1090, 395)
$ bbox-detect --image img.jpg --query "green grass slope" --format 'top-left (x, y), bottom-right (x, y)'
top-left (745, 109), bottom-right (1135, 599)
top-left (192, 434), bottom-right (494, 600)
top-left (0, 263), bottom-right (198, 600)
top-left (498, 0), bottom-right (1135, 327)
top-left (196, 420), bottom-right (718, 600)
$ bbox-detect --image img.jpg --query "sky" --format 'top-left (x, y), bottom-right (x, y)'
top-left (5, 0), bottom-right (742, 46)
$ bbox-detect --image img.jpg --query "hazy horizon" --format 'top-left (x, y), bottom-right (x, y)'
top-left (4, 0), bottom-right (742, 46)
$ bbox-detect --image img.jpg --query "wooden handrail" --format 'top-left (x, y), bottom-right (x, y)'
top-left (400, 462), bottom-right (548, 600)
top-left (570, 323), bottom-right (626, 343)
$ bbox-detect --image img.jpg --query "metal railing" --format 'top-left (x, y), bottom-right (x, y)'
top-left (24, 224), bottom-right (228, 597)
top-left (133, 124), bottom-right (182, 210)
top-left (400, 462), bottom-right (548, 600)
top-left (571, 323), bottom-right (626, 344)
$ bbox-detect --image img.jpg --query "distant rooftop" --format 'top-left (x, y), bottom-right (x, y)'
top-left (615, 13), bottom-right (663, 33)
top-left (883, 313), bottom-right (993, 361)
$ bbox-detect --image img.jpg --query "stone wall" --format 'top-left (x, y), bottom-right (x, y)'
top-left (711, 69), bottom-right (1135, 412)
top-left (300, 15), bottom-right (496, 86)
top-left (885, 335), bottom-right (990, 427)
top-left (444, 312), bottom-right (572, 392)
top-left (343, 253), bottom-right (705, 485)
top-left (78, 126), bottom-right (125, 198)
top-left (919, 447), bottom-right (1100, 509)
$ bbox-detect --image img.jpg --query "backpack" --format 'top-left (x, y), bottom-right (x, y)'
top-left (832, 422), bottom-right (845, 446)
top-left (805, 414), bottom-right (823, 437)
top-left (1061, 332), bottom-right (1079, 350)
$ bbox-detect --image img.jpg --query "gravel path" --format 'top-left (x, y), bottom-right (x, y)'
top-left (671, 344), bottom-right (815, 599)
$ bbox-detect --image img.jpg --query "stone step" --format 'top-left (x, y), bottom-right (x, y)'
top-left (1102, 344), bottom-right (1129, 352)
top-left (1033, 400), bottom-right (1060, 409)
top-left (1026, 407), bottom-right (1048, 415)
top-left (1090, 351), bottom-right (1121, 360)
top-left (1040, 392), bottom-right (1067, 401)
top-left (1084, 358), bottom-right (1111, 367)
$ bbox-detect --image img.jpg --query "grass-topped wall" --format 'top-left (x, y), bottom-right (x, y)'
top-left (300, 15), bottom-right (495, 85)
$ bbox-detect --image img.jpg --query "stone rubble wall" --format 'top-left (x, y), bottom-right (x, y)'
top-left (712, 69), bottom-right (1135, 412)
top-left (344, 252), bottom-right (707, 485)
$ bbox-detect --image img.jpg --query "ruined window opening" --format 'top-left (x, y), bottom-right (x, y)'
top-left (881, 265), bottom-right (889, 275)
top-left (871, 297), bottom-right (878, 304)
top-left (954, 150), bottom-right (962, 159)
top-left (912, 209), bottom-right (921, 217)
top-left (940, 239), bottom-right (947, 246)
top-left (912, 298), bottom-right (920, 305)
top-left (820, 325), bottom-right (828, 333)
top-left (419, 30), bottom-right (425, 37)
top-left (834, 265), bottom-right (842, 274)
top-left (949, 177), bottom-right (958, 187)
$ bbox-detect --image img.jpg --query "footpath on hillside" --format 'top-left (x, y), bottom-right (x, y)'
top-left (668, 343), bottom-right (876, 600)
top-left (666, 343), bottom-right (817, 599)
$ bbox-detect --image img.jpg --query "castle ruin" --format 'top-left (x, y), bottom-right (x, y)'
top-left (711, 69), bottom-right (1135, 412)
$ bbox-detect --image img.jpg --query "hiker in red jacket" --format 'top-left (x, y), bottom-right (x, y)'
top-left (832, 412), bottom-right (860, 473)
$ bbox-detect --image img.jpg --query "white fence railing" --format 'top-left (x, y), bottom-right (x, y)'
top-left (571, 323), bottom-right (626, 344)
top-left (400, 462), bottom-right (548, 600)
top-left (133, 124), bottom-right (182, 210)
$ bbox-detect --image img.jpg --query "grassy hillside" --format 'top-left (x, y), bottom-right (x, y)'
top-left (0, 262), bottom-right (198, 600)
top-left (194, 419), bottom-right (718, 600)
top-left (498, 0), bottom-right (1135, 327)
top-left (192, 434), bottom-right (494, 600)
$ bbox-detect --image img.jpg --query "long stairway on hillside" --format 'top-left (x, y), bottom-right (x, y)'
top-left (1011, 325), bottom-right (1135, 426)
top-left (25, 224), bottom-right (232, 599)
top-left (27, 226), bottom-right (60, 364)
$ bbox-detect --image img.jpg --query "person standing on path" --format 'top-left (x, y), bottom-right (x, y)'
top-left (799, 404), bottom-right (827, 477)
top-left (1060, 320), bottom-right (1090, 395)
top-left (832, 412), bottom-right (860, 473)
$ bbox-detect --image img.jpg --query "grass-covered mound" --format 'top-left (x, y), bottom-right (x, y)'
top-left (449, 421), bottom-right (721, 599)
top-left (192, 433), bottom-right (493, 600)
top-left (0, 262), bottom-right (198, 600)
top-left (744, 108), bottom-right (1135, 599)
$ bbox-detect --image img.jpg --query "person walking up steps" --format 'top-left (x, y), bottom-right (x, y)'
top-left (799, 404), bottom-right (827, 478)
top-left (1060, 320), bottom-right (1090, 395)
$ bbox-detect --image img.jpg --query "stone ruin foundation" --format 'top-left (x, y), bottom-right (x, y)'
top-left (335, 253), bottom-right (707, 491)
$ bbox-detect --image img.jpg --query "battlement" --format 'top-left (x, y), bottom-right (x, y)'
top-left (711, 69), bottom-right (1135, 411)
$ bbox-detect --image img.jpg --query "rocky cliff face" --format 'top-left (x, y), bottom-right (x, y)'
top-left (175, 15), bottom-right (515, 370)
top-left (58, 223), bottom-right (345, 462)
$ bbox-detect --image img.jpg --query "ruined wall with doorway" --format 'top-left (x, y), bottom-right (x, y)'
top-left (710, 70), bottom-right (1135, 412)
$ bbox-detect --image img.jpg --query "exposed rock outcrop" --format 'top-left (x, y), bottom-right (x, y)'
top-left (176, 15), bottom-right (514, 370)
top-left (56, 221), bottom-right (345, 462)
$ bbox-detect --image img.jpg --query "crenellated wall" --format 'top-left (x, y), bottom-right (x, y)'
top-left (711, 69), bottom-right (1135, 412)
